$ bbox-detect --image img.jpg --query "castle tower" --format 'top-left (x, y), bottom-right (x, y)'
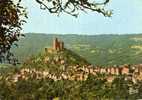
top-left (60, 41), bottom-right (64, 50)
top-left (53, 38), bottom-right (62, 51)
top-left (53, 38), bottom-right (58, 50)
top-left (46, 38), bottom-right (65, 54)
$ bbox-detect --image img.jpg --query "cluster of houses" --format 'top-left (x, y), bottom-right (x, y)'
top-left (89, 64), bottom-right (142, 76)
top-left (76, 64), bottom-right (142, 82)
top-left (1, 63), bottom-right (141, 84)
top-left (5, 67), bottom-right (88, 82)
top-left (73, 64), bottom-right (142, 83)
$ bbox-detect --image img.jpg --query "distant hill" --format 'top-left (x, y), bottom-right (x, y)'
top-left (12, 33), bottom-right (142, 66)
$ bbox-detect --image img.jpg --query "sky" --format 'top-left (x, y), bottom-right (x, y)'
top-left (21, 0), bottom-right (142, 35)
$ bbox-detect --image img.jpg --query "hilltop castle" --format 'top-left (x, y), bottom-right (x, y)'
top-left (53, 38), bottom-right (64, 51)
top-left (45, 38), bottom-right (64, 53)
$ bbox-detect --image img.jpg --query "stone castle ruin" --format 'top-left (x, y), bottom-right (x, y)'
top-left (45, 38), bottom-right (64, 53)
top-left (53, 38), bottom-right (64, 51)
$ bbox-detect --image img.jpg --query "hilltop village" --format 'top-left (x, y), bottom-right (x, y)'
top-left (6, 63), bottom-right (142, 83)
top-left (2, 38), bottom-right (141, 84)
top-left (1, 38), bottom-right (142, 99)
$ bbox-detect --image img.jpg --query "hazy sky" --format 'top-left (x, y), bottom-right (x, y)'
top-left (22, 0), bottom-right (142, 35)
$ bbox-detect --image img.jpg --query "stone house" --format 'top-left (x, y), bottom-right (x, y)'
top-left (121, 66), bottom-right (129, 75)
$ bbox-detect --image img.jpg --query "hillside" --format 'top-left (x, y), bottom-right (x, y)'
top-left (22, 39), bottom-right (90, 75)
top-left (1, 38), bottom-right (142, 99)
top-left (12, 33), bottom-right (142, 66)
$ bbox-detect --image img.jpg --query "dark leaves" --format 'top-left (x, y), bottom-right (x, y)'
top-left (35, 0), bottom-right (112, 17)
top-left (0, 0), bottom-right (27, 64)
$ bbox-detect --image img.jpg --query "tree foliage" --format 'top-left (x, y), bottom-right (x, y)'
top-left (0, 0), bottom-right (27, 64)
top-left (35, 0), bottom-right (112, 17)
